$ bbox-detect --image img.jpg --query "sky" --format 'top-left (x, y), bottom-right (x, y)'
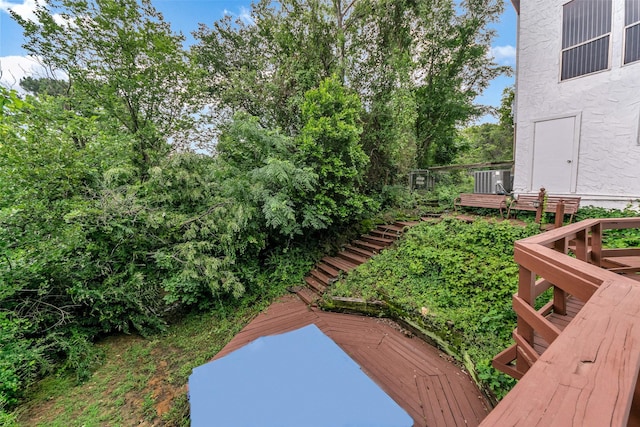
top-left (0, 0), bottom-right (517, 121)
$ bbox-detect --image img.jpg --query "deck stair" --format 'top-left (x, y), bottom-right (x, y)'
top-left (351, 239), bottom-right (386, 252)
top-left (293, 221), bottom-right (421, 305)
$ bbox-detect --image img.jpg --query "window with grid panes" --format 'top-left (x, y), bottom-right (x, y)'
top-left (625, 0), bottom-right (640, 64)
top-left (561, 0), bottom-right (612, 80)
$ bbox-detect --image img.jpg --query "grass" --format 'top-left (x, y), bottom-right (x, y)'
top-left (10, 302), bottom-right (268, 426)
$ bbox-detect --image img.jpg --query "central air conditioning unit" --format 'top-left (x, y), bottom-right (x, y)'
top-left (474, 170), bottom-right (512, 194)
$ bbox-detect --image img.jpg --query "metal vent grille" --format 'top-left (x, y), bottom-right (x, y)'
top-left (474, 170), bottom-right (512, 194)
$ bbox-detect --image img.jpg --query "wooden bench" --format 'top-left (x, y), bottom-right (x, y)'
top-left (508, 194), bottom-right (581, 223)
top-left (454, 193), bottom-right (509, 217)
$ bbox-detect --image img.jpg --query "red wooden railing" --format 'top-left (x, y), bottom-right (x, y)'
top-left (485, 217), bottom-right (640, 426)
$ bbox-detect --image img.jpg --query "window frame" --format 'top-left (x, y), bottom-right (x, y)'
top-left (624, 0), bottom-right (640, 65)
top-left (560, 0), bottom-right (613, 81)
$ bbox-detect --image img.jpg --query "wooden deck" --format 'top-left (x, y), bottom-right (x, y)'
top-left (215, 294), bottom-right (490, 427)
top-left (531, 297), bottom-right (584, 354)
top-left (487, 218), bottom-right (640, 426)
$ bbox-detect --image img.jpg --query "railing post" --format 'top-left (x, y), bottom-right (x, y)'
top-left (517, 265), bottom-right (536, 371)
top-left (554, 200), bottom-right (565, 229)
top-left (535, 187), bottom-right (546, 224)
top-left (591, 222), bottom-right (603, 267)
top-left (553, 287), bottom-right (567, 316)
top-left (553, 236), bottom-right (568, 254)
top-left (576, 228), bottom-right (589, 262)
top-left (552, 235), bottom-right (568, 315)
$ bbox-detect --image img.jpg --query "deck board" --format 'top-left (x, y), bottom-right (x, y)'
top-left (213, 294), bottom-right (490, 427)
top-left (378, 333), bottom-right (445, 376)
top-left (533, 297), bottom-right (585, 353)
top-left (603, 255), bottom-right (640, 268)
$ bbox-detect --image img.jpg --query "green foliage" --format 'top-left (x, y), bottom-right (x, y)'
top-left (14, 0), bottom-right (203, 173)
top-left (297, 77), bottom-right (377, 226)
top-left (215, 113), bottom-right (317, 238)
top-left (0, 314), bottom-right (48, 409)
top-left (194, 0), bottom-right (506, 178)
top-left (8, 302), bottom-right (268, 426)
top-left (497, 85), bottom-right (515, 134)
top-left (575, 204), bottom-right (640, 248)
top-left (425, 174), bottom-right (474, 210)
top-left (214, 78), bottom-right (377, 236)
top-left (19, 76), bottom-right (69, 97)
top-left (0, 88), bottom-right (154, 410)
top-left (378, 185), bottom-right (417, 211)
top-left (455, 123), bottom-right (513, 164)
top-left (0, 78), bottom-right (335, 411)
top-left (330, 218), bottom-right (540, 398)
top-left (454, 86), bottom-right (515, 165)
top-left (193, 0), bottom-right (338, 133)
top-left (410, 0), bottom-right (507, 167)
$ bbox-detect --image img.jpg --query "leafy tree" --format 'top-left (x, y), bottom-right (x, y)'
top-left (455, 123), bottom-right (513, 164)
top-left (409, 0), bottom-right (507, 166)
top-left (1, 87), bottom-right (254, 410)
top-left (194, 0), bottom-right (506, 180)
top-left (454, 86), bottom-right (515, 164)
top-left (193, 0), bottom-right (340, 134)
top-left (497, 85), bottom-right (515, 134)
top-left (19, 76), bottom-right (69, 97)
top-left (348, 0), bottom-right (418, 185)
top-left (296, 76), bottom-right (376, 227)
top-left (0, 87), bottom-right (119, 408)
top-left (215, 77), bottom-right (375, 236)
top-left (216, 113), bottom-right (317, 239)
top-left (13, 0), bottom-right (202, 174)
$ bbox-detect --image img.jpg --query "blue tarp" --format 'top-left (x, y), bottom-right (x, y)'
top-left (189, 324), bottom-right (413, 427)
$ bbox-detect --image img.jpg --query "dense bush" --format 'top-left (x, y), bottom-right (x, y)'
top-left (0, 76), bottom-right (374, 411)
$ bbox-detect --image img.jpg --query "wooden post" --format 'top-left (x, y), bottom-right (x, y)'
top-left (554, 200), bottom-right (565, 229)
top-left (552, 235), bottom-right (568, 315)
top-left (591, 222), bottom-right (603, 266)
top-left (576, 228), bottom-right (588, 262)
top-left (553, 287), bottom-right (567, 316)
top-left (516, 265), bottom-right (536, 373)
top-left (535, 187), bottom-right (546, 225)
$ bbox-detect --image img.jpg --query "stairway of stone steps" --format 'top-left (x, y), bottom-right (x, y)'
top-left (293, 220), bottom-right (421, 305)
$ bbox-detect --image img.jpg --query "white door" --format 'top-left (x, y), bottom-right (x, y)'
top-left (531, 116), bottom-right (580, 193)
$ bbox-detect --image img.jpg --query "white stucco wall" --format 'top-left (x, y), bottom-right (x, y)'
top-left (513, 0), bottom-right (640, 209)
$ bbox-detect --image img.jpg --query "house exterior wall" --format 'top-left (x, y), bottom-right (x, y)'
top-left (513, 0), bottom-right (640, 209)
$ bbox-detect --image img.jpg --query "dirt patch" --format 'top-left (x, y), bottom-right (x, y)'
top-left (17, 333), bottom-right (190, 427)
